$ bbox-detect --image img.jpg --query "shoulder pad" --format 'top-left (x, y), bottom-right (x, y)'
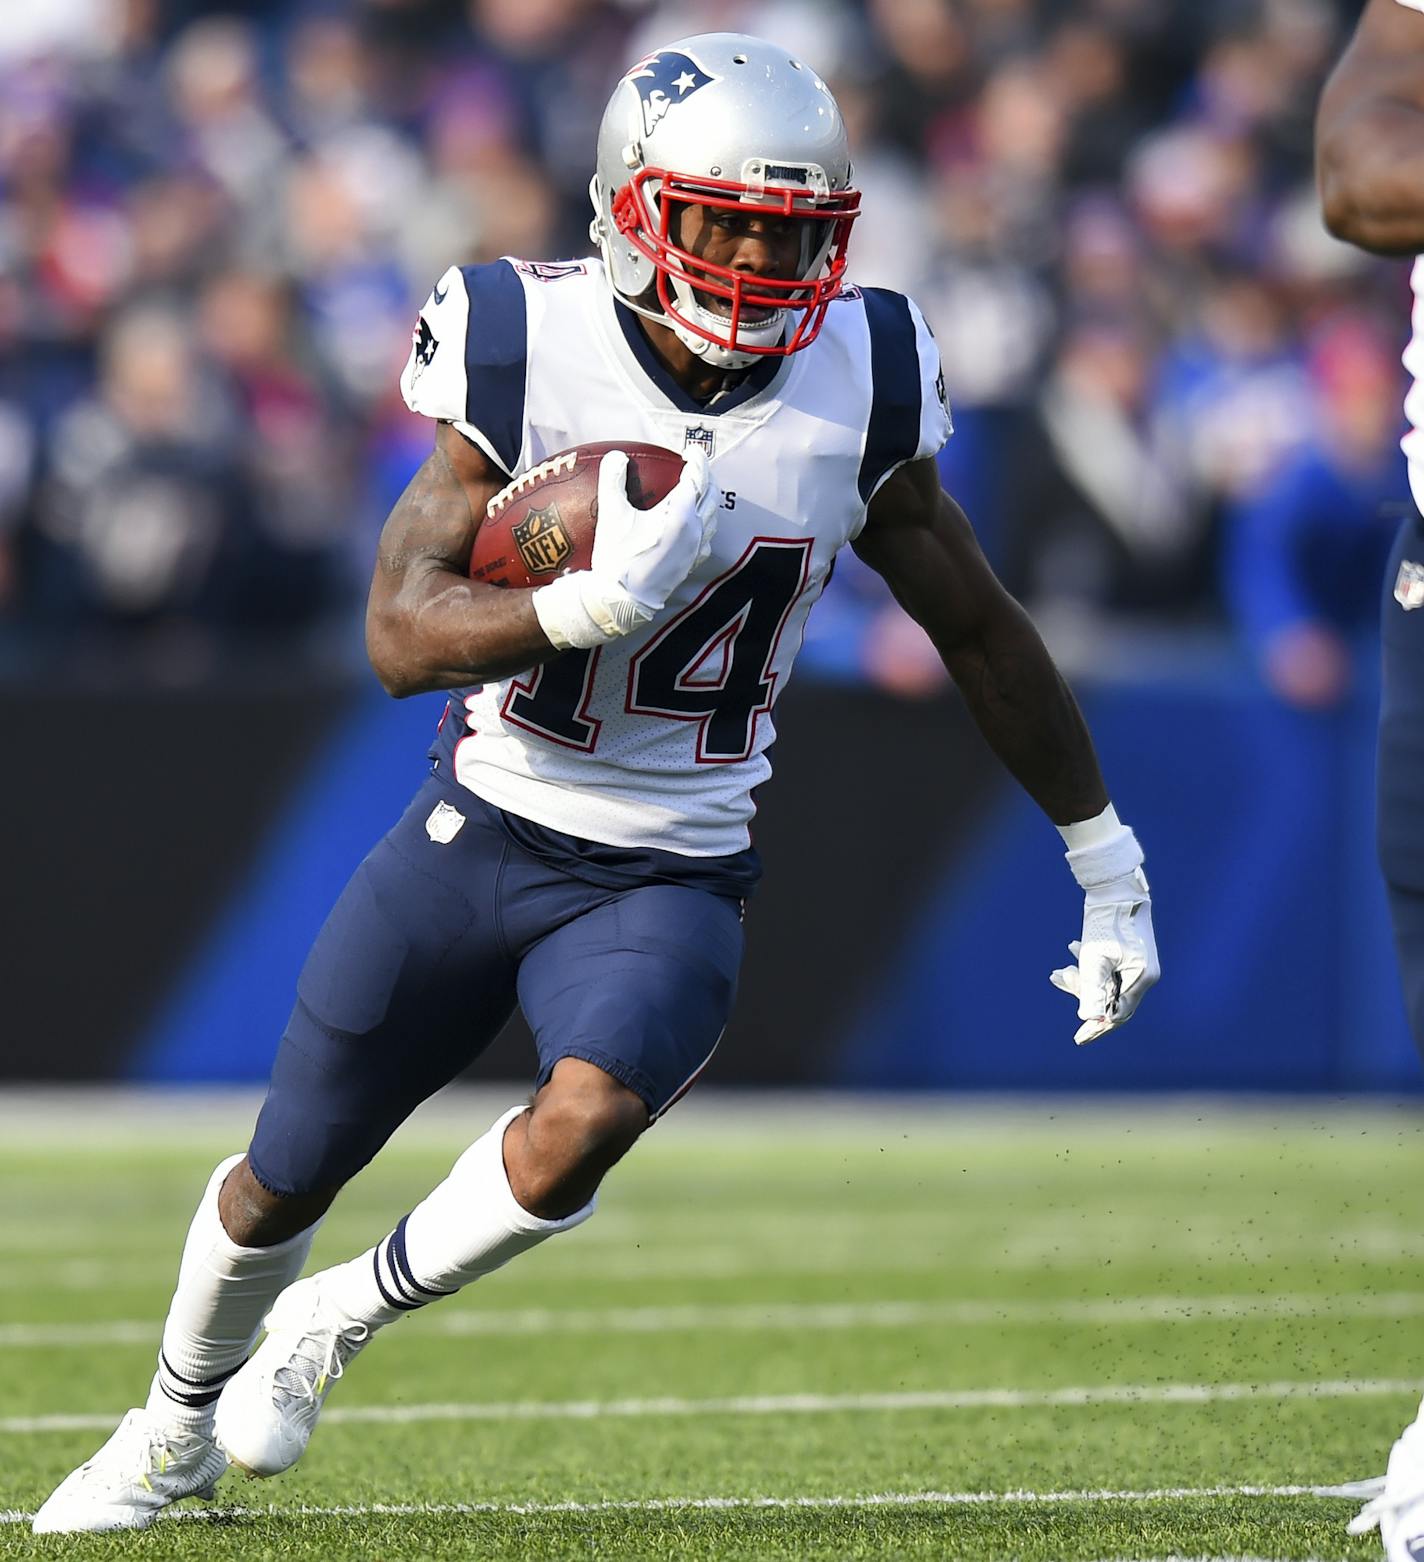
top-left (399, 260), bottom-right (529, 474)
top-left (857, 288), bottom-right (953, 503)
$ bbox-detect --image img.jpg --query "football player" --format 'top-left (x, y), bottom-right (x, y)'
top-left (33, 33), bottom-right (1159, 1532)
top-left (1318, 3), bottom-right (1424, 1555)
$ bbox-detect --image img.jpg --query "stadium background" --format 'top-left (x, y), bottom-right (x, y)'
top-left (0, 0), bottom-right (1411, 1092)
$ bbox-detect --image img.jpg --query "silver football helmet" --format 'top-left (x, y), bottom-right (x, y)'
top-left (589, 32), bottom-right (860, 370)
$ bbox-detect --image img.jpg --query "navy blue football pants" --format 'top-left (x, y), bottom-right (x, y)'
top-left (246, 775), bottom-right (745, 1197)
top-left (1380, 511), bottom-right (1424, 1052)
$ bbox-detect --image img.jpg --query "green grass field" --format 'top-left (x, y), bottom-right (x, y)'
top-left (3, 1092), bottom-right (1423, 1560)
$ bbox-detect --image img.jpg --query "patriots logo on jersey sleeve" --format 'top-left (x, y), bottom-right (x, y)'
top-left (626, 51), bottom-right (716, 137)
top-left (410, 317), bottom-right (439, 385)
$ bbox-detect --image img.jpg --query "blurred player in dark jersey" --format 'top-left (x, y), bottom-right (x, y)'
top-left (1318, 3), bottom-right (1424, 1554)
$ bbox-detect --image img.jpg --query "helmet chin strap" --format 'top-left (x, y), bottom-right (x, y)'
top-left (671, 320), bottom-right (761, 371)
top-left (592, 217), bottom-right (791, 373)
top-left (667, 277), bottom-right (787, 371)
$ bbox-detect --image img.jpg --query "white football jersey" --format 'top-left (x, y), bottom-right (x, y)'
top-left (399, 256), bottom-right (950, 856)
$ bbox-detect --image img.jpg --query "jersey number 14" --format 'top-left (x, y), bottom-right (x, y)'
top-left (504, 539), bottom-right (812, 763)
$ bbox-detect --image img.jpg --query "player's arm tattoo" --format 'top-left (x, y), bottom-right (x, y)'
top-left (366, 422), bottom-right (559, 696)
top-left (856, 458), bottom-right (1110, 827)
top-left (1318, 0), bottom-right (1424, 254)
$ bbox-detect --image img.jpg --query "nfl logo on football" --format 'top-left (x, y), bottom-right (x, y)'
top-left (512, 505), bottom-right (573, 575)
top-left (1396, 558), bottom-right (1424, 610)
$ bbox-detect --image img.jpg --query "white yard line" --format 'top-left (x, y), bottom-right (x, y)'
top-left (12, 1229), bottom-right (1424, 1280)
top-left (1, 1378), bottom-right (1417, 1436)
top-left (0, 1480), bottom-right (1376, 1525)
top-left (4, 1290), bottom-right (1423, 1349)
top-left (0, 1322), bottom-right (159, 1346)
top-left (4, 1083), bottom-right (1418, 1142)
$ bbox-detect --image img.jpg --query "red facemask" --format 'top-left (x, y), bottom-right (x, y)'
top-left (612, 166), bottom-right (861, 357)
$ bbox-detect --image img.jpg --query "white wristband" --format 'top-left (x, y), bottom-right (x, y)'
top-left (1057, 804), bottom-right (1144, 889)
top-left (1056, 802), bottom-right (1121, 851)
top-left (531, 573), bottom-right (612, 651)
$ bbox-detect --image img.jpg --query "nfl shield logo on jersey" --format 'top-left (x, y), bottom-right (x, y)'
top-left (685, 426), bottom-right (716, 458)
top-left (425, 800), bottom-right (465, 844)
top-left (1396, 559), bottom-right (1424, 611)
top-left (513, 505), bottom-right (572, 575)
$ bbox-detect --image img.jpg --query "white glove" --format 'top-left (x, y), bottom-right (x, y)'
top-left (1049, 816), bottom-right (1160, 1045)
top-left (532, 448), bottom-right (719, 650)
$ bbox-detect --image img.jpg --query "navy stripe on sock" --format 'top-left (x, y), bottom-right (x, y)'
top-left (390, 1216), bottom-right (454, 1301)
top-left (380, 1234), bottom-right (425, 1307)
top-left (372, 1244), bottom-right (421, 1312)
top-left (159, 1351), bottom-right (244, 1390)
top-left (156, 1374), bottom-right (224, 1412)
top-left (157, 1379), bottom-right (226, 1408)
top-left (158, 1350), bottom-right (244, 1403)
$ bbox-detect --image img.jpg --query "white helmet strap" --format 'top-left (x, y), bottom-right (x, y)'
top-left (666, 275), bottom-right (785, 370)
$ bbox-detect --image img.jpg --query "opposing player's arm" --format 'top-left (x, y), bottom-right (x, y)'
top-left (1318, 0), bottom-right (1424, 254)
top-left (365, 423), bottom-right (558, 697)
top-left (856, 456), bottom-right (1108, 826)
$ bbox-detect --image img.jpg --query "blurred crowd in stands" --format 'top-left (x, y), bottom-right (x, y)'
top-left (0, 0), bottom-right (1407, 705)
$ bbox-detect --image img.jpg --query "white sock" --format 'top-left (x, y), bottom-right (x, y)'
top-left (144, 1153), bottom-right (319, 1433)
top-left (321, 1106), bottom-right (594, 1330)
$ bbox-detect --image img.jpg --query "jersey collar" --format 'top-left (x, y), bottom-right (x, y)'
top-left (611, 297), bottom-right (788, 417)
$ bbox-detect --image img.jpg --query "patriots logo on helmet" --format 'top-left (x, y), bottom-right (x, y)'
top-left (626, 51), bottom-right (716, 138)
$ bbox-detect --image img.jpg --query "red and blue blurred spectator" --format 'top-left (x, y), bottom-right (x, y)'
top-left (0, 0), bottom-right (1405, 693)
top-left (1223, 316), bottom-right (1408, 710)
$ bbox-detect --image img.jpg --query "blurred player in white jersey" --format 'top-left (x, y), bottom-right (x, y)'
top-left (1319, 2), bottom-right (1424, 1555)
top-left (34, 33), bottom-right (1159, 1533)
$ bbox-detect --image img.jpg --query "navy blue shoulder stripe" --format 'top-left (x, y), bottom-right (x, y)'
top-left (460, 261), bottom-right (527, 473)
top-left (857, 287), bottom-right (922, 503)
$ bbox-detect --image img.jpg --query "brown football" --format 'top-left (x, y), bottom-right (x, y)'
top-left (469, 440), bottom-right (685, 590)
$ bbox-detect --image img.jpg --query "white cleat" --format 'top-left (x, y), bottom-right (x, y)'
top-left (1349, 1422), bottom-right (1424, 1559)
top-left (214, 1275), bottom-right (370, 1478)
top-left (31, 1409), bottom-right (228, 1534)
